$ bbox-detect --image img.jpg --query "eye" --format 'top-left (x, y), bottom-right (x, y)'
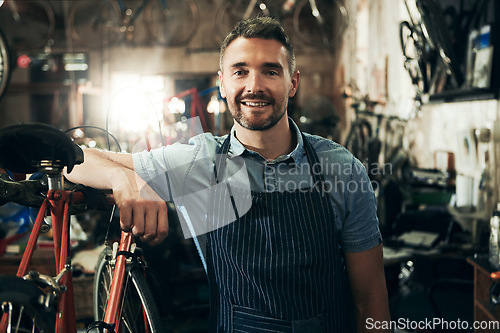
top-left (233, 70), bottom-right (246, 76)
top-left (267, 70), bottom-right (280, 76)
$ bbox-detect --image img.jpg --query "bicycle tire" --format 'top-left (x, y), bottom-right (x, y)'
top-left (214, 0), bottom-right (273, 44)
top-left (345, 119), bottom-right (372, 165)
top-left (0, 0), bottom-right (55, 52)
top-left (67, 0), bottom-right (122, 49)
top-left (292, 0), bottom-right (348, 50)
top-left (0, 28), bottom-right (12, 102)
top-left (399, 21), bottom-right (429, 94)
top-left (144, 0), bottom-right (199, 47)
top-left (93, 246), bottom-right (164, 333)
top-left (416, 0), bottom-right (463, 88)
top-left (0, 275), bottom-right (56, 333)
top-left (345, 124), bottom-right (363, 161)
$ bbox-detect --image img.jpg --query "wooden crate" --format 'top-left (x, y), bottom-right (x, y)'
top-left (73, 275), bottom-right (94, 320)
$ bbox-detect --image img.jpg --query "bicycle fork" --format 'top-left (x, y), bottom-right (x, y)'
top-left (88, 231), bottom-right (151, 333)
top-left (103, 231), bottom-right (133, 332)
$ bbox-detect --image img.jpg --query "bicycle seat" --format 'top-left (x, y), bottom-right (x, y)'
top-left (0, 123), bottom-right (84, 174)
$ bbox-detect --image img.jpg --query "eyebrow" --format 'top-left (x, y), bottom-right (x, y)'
top-left (230, 62), bottom-right (248, 68)
top-left (230, 62), bottom-right (284, 70)
top-left (263, 62), bottom-right (283, 70)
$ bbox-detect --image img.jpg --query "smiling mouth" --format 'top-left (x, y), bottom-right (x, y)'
top-left (241, 101), bottom-right (271, 107)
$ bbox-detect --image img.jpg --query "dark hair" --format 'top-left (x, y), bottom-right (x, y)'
top-left (219, 17), bottom-right (296, 76)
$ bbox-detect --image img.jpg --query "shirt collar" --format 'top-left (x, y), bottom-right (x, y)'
top-left (227, 117), bottom-right (305, 167)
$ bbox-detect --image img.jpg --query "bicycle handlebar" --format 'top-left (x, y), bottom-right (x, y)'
top-left (0, 172), bottom-right (46, 207)
top-left (0, 171), bottom-right (113, 214)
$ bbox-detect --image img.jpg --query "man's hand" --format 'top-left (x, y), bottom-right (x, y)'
top-left (65, 148), bottom-right (170, 245)
top-left (111, 169), bottom-right (169, 245)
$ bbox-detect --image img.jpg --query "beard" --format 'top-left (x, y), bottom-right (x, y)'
top-left (228, 92), bottom-right (288, 131)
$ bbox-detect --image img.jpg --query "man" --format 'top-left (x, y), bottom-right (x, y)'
top-left (66, 17), bottom-right (390, 332)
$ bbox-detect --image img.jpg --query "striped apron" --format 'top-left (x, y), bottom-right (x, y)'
top-left (203, 132), bottom-right (352, 332)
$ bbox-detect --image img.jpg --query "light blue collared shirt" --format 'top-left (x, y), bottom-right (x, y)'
top-left (133, 118), bottom-right (381, 253)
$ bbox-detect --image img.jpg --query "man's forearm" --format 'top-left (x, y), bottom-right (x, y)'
top-left (65, 148), bottom-right (169, 245)
top-left (346, 245), bottom-right (392, 332)
top-left (355, 292), bottom-right (392, 332)
top-left (64, 149), bottom-right (135, 190)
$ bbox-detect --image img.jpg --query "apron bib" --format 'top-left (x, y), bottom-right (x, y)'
top-left (203, 133), bottom-right (352, 332)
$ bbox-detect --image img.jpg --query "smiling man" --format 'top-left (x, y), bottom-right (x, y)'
top-left (66, 17), bottom-right (391, 332)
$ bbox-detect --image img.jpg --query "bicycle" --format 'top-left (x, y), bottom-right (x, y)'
top-left (342, 82), bottom-right (412, 179)
top-left (342, 90), bottom-right (377, 172)
top-left (399, 0), bottom-right (464, 96)
top-left (214, 0), bottom-right (348, 50)
top-left (0, 0), bottom-right (56, 52)
top-left (292, 0), bottom-right (348, 50)
top-left (68, 0), bottom-right (199, 49)
top-left (0, 122), bottom-right (163, 333)
top-left (0, 27), bottom-right (11, 102)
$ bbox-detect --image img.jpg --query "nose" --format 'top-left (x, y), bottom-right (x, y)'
top-left (246, 72), bottom-right (263, 93)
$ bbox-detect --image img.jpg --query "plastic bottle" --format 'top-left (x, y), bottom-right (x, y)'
top-left (489, 203), bottom-right (500, 268)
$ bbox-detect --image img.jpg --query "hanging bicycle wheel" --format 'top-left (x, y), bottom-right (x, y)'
top-left (215, 0), bottom-right (273, 44)
top-left (144, 0), bottom-right (199, 47)
top-left (0, 28), bottom-right (11, 102)
top-left (399, 21), bottom-right (429, 94)
top-left (416, 0), bottom-right (463, 88)
top-left (67, 0), bottom-right (122, 49)
top-left (0, 275), bottom-right (56, 333)
top-left (292, 0), bottom-right (348, 50)
top-left (0, 0), bottom-right (55, 52)
top-left (93, 247), bottom-right (163, 333)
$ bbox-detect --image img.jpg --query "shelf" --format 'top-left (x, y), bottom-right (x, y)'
top-left (428, 88), bottom-right (499, 103)
top-left (476, 299), bottom-right (499, 322)
top-left (6, 82), bottom-right (75, 95)
top-left (468, 256), bottom-right (500, 332)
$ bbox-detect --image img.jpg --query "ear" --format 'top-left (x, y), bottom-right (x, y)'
top-left (289, 70), bottom-right (300, 98)
top-left (218, 70), bottom-right (226, 98)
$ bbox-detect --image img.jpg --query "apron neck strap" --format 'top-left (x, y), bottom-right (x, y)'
top-left (215, 131), bottom-right (326, 186)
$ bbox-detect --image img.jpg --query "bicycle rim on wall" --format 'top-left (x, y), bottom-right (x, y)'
top-left (293, 0), bottom-right (349, 50)
top-left (215, 0), bottom-right (273, 44)
top-left (0, 0), bottom-right (55, 52)
top-left (68, 0), bottom-right (123, 49)
top-left (0, 27), bottom-right (11, 102)
top-left (145, 0), bottom-right (200, 47)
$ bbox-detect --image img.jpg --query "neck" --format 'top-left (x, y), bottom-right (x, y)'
top-left (233, 116), bottom-right (296, 161)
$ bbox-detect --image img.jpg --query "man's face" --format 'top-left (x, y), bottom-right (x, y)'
top-left (219, 37), bottom-right (299, 131)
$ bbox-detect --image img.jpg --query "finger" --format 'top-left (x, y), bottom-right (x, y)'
top-left (119, 203), bottom-right (133, 232)
top-left (141, 203), bottom-right (159, 242)
top-left (131, 205), bottom-right (146, 237)
top-left (149, 203), bottom-right (169, 245)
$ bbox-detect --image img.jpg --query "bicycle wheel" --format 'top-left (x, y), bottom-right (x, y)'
top-left (345, 119), bottom-right (372, 165)
top-left (215, 0), bottom-right (272, 44)
top-left (0, 275), bottom-right (56, 333)
top-left (416, 0), bottom-right (463, 88)
top-left (93, 247), bottom-right (163, 333)
top-left (0, 28), bottom-right (12, 102)
top-left (292, 0), bottom-right (348, 50)
top-left (399, 21), bottom-right (429, 94)
top-left (67, 0), bottom-right (122, 49)
top-left (144, 0), bottom-right (199, 47)
top-left (0, 0), bottom-right (55, 52)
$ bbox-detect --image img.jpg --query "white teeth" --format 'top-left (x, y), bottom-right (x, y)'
top-left (243, 101), bottom-right (269, 107)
